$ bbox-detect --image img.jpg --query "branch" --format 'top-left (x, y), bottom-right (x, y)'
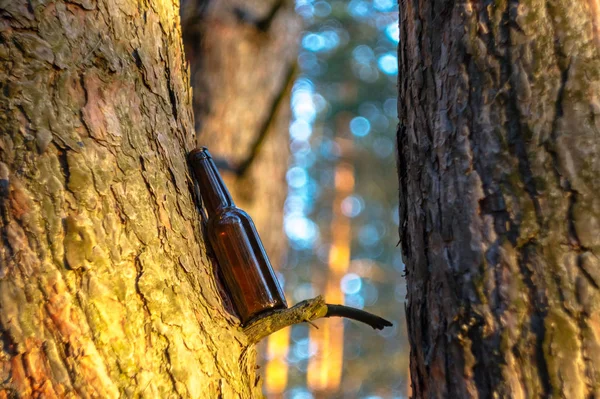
top-left (325, 305), bottom-right (393, 330)
top-left (211, 62), bottom-right (297, 177)
top-left (233, 0), bottom-right (285, 32)
top-left (242, 296), bottom-right (393, 344)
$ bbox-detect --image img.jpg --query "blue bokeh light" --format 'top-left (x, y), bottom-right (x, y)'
top-left (295, 0), bottom-right (315, 19)
top-left (378, 53), bottom-right (398, 75)
top-left (290, 138), bottom-right (312, 155)
top-left (348, 0), bottom-right (371, 19)
top-left (302, 31), bottom-right (340, 52)
top-left (292, 90), bottom-right (317, 122)
top-left (290, 119), bottom-right (313, 141)
top-left (352, 44), bottom-right (375, 64)
top-left (373, 0), bottom-right (395, 11)
top-left (286, 167), bottom-right (309, 188)
top-left (288, 387), bottom-right (314, 399)
top-left (313, 1), bottom-right (332, 17)
top-left (385, 21), bottom-right (400, 44)
top-left (293, 338), bottom-right (318, 360)
top-left (284, 215), bottom-right (319, 248)
top-left (350, 116), bottom-right (371, 137)
top-left (345, 293), bottom-right (365, 309)
top-left (341, 273), bottom-right (362, 294)
top-left (341, 195), bottom-right (364, 217)
top-left (285, 194), bottom-right (310, 213)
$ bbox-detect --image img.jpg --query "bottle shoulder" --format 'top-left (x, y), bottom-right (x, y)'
top-left (212, 206), bottom-right (250, 219)
top-left (207, 207), bottom-right (253, 226)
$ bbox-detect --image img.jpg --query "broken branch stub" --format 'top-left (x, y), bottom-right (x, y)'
top-left (242, 295), bottom-right (393, 344)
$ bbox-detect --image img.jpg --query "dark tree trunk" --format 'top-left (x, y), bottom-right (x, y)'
top-left (0, 0), bottom-right (263, 396)
top-left (398, 0), bottom-right (600, 397)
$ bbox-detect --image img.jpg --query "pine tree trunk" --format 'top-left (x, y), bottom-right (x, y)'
top-left (398, 0), bottom-right (600, 397)
top-left (0, 0), bottom-right (261, 397)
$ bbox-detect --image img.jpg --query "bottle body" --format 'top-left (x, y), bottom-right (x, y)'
top-left (189, 148), bottom-right (287, 325)
top-left (208, 208), bottom-right (287, 323)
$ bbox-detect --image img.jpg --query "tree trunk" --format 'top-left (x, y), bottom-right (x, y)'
top-left (0, 1), bottom-right (261, 397)
top-left (398, 0), bottom-right (600, 398)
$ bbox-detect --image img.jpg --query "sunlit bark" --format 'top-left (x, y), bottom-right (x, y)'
top-left (0, 0), bottom-right (261, 396)
top-left (398, 0), bottom-right (600, 397)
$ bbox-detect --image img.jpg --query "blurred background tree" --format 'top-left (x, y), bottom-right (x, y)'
top-left (181, 0), bottom-right (301, 272)
top-left (182, 1), bottom-right (408, 398)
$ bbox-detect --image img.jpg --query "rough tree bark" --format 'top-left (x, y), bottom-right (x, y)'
top-left (398, 0), bottom-right (600, 398)
top-left (0, 0), bottom-right (263, 397)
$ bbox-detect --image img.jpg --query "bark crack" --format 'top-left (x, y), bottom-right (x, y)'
top-left (138, 155), bottom-right (168, 241)
top-left (517, 241), bottom-right (551, 397)
top-left (0, 181), bottom-right (14, 269)
top-left (165, 63), bottom-right (179, 122)
top-left (503, 2), bottom-right (545, 231)
top-left (544, 49), bottom-right (571, 184)
top-left (577, 252), bottom-right (600, 290)
top-left (134, 252), bottom-right (152, 318)
top-left (162, 338), bottom-right (184, 399)
top-left (57, 148), bottom-right (71, 187)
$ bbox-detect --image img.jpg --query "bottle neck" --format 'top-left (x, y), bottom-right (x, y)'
top-left (188, 147), bottom-right (235, 217)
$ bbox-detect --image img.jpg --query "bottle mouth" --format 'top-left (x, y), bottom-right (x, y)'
top-left (188, 147), bottom-right (212, 161)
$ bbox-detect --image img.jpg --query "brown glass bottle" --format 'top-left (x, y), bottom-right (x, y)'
top-left (188, 147), bottom-right (288, 324)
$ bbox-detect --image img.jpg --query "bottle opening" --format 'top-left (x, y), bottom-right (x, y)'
top-left (188, 147), bottom-right (212, 161)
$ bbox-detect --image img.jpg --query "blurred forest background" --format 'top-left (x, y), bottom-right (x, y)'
top-left (181, 1), bottom-right (406, 398)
